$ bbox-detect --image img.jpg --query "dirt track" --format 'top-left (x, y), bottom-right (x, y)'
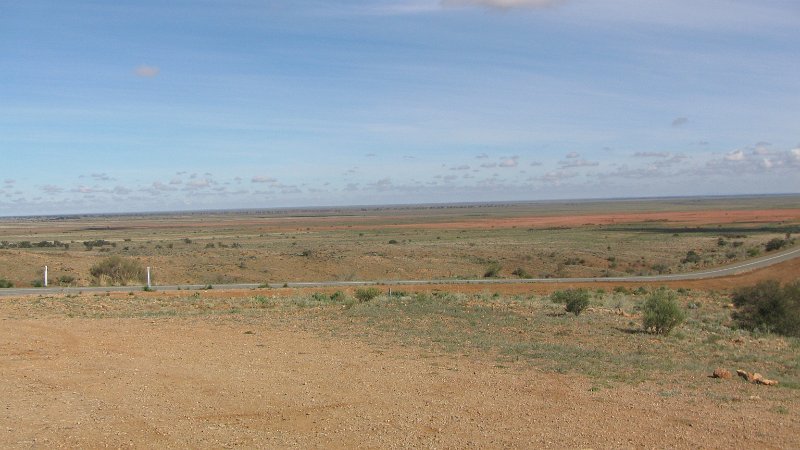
top-left (2, 312), bottom-right (798, 448)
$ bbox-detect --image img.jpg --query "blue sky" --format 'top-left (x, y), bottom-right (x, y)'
top-left (2, 0), bottom-right (799, 215)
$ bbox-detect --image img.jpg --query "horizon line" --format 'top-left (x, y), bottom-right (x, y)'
top-left (2, 192), bottom-right (799, 220)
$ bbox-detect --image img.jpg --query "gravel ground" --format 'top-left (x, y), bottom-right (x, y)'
top-left (1, 310), bottom-right (798, 449)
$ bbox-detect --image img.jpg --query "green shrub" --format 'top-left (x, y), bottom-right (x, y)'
top-left (254, 295), bottom-right (274, 308)
top-left (311, 292), bottom-right (329, 302)
top-left (0, 278), bottom-right (13, 288)
top-left (650, 263), bottom-right (668, 274)
top-left (483, 262), bottom-right (501, 278)
top-left (765, 238), bottom-right (787, 252)
top-left (354, 287), bottom-right (381, 302)
top-left (642, 290), bottom-right (686, 335)
top-left (682, 250), bottom-right (701, 264)
top-left (330, 290), bottom-right (346, 302)
top-left (551, 288), bottom-right (590, 316)
top-left (89, 256), bottom-right (146, 286)
top-left (57, 275), bottom-right (75, 286)
top-left (566, 294), bottom-right (590, 316)
top-left (511, 267), bottom-right (531, 278)
top-left (732, 280), bottom-right (800, 337)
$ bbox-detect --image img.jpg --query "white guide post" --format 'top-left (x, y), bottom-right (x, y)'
top-left (146, 267), bottom-right (151, 288)
top-left (44, 265), bottom-right (48, 287)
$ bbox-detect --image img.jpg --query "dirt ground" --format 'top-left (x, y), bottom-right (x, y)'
top-left (2, 201), bottom-right (798, 448)
top-left (2, 308), bottom-right (798, 448)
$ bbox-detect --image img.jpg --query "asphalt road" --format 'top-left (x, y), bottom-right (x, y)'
top-left (1, 246), bottom-right (798, 298)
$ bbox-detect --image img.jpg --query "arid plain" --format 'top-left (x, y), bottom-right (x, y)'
top-left (2, 196), bottom-right (799, 448)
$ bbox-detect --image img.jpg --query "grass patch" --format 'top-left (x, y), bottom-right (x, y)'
top-left (8, 287), bottom-right (799, 389)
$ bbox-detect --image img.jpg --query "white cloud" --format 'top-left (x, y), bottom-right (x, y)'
top-left (441, 0), bottom-right (565, 10)
top-left (671, 117), bottom-right (688, 127)
top-left (185, 178), bottom-right (212, 190)
top-left (41, 185), bottom-right (63, 194)
top-left (135, 65), bottom-right (160, 78)
top-left (724, 149), bottom-right (745, 161)
top-left (634, 151), bottom-right (670, 158)
top-left (450, 165), bottom-right (471, 171)
top-left (72, 185), bottom-right (96, 194)
top-left (565, 151), bottom-right (580, 159)
top-left (151, 181), bottom-right (177, 192)
top-left (498, 156), bottom-right (519, 168)
top-left (535, 171), bottom-right (577, 186)
top-left (368, 178), bottom-right (393, 191)
top-left (559, 158), bottom-right (598, 168)
top-left (252, 176), bottom-right (278, 184)
top-left (705, 145), bottom-right (800, 175)
top-left (595, 164), bottom-right (665, 180)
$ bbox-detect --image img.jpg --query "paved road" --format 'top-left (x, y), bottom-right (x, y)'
top-left (1, 246), bottom-right (798, 298)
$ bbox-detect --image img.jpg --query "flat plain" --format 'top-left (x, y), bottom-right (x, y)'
top-left (1, 196), bottom-right (799, 448)
top-left (1, 195), bottom-right (799, 287)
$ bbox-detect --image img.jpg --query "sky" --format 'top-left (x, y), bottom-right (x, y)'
top-left (1, 0), bottom-right (799, 216)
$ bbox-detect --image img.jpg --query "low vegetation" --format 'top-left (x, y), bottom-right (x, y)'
top-left (354, 287), bottom-right (381, 302)
top-left (89, 256), bottom-right (146, 286)
top-left (642, 289), bottom-right (686, 335)
top-left (765, 237), bottom-right (790, 252)
top-left (732, 280), bottom-right (800, 337)
top-left (483, 262), bottom-right (501, 278)
top-left (26, 285), bottom-right (796, 388)
top-left (551, 288), bottom-right (590, 316)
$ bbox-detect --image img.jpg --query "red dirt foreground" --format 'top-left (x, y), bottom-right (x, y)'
top-left (2, 315), bottom-right (798, 448)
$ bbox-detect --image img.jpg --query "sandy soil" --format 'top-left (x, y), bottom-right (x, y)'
top-left (1, 310), bottom-right (798, 449)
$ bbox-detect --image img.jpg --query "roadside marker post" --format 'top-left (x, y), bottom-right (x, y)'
top-left (147, 267), bottom-right (151, 289)
top-left (44, 266), bottom-right (48, 287)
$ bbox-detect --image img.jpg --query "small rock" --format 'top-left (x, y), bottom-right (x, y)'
top-left (712, 368), bottom-right (732, 379)
top-left (736, 369), bottom-right (778, 386)
top-left (736, 369), bottom-right (753, 382)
